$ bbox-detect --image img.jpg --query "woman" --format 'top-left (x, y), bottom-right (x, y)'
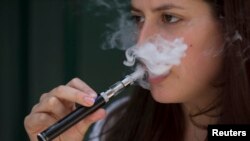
top-left (24, 0), bottom-right (250, 141)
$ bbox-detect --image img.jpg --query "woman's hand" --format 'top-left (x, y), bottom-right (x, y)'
top-left (24, 78), bottom-right (106, 141)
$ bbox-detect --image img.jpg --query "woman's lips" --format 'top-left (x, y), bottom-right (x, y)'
top-left (148, 73), bottom-right (169, 84)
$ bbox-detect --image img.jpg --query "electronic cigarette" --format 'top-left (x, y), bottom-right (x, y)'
top-left (37, 70), bottom-right (143, 141)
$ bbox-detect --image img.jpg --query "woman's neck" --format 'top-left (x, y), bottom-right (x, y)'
top-left (182, 88), bottom-right (221, 141)
top-left (182, 104), bottom-right (219, 141)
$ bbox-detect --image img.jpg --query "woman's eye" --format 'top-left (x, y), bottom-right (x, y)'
top-left (131, 15), bottom-right (145, 24)
top-left (162, 14), bottom-right (180, 24)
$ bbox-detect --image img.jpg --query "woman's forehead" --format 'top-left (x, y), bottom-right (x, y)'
top-left (130, 0), bottom-right (211, 16)
top-left (131, 0), bottom-right (202, 10)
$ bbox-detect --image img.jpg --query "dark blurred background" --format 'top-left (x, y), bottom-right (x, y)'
top-left (0, 0), bottom-right (128, 140)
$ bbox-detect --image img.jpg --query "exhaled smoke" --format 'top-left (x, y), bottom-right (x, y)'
top-left (94, 0), bottom-right (111, 9)
top-left (124, 35), bottom-right (188, 89)
top-left (86, 0), bottom-right (138, 50)
top-left (94, 0), bottom-right (127, 10)
top-left (233, 30), bottom-right (243, 41)
top-left (103, 13), bottom-right (138, 50)
top-left (86, 0), bottom-right (188, 89)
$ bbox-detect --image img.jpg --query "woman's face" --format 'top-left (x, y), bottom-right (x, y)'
top-left (131, 0), bottom-right (224, 104)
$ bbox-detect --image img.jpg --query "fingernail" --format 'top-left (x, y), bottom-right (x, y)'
top-left (84, 97), bottom-right (95, 105)
top-left (90, 93), bottom-right (97, 98)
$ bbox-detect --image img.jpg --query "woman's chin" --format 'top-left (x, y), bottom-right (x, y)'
top-left (150, 86), bottom-right (182, 104)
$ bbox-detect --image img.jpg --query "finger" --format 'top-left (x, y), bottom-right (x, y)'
top-left (66, 78), bottom-right (97, 98)
top-left (39, 93), bottom-right (49, 102)
top-left (50, 85), bottom-right (96, 107)
top-left (39, 91), bottom-right (75, 110)
top-left (66, 78), bottom-right (97, 109)
top-left (32, 96), bottom-right (71, 120)
top-left (24, 113), bottom-right (57, 139)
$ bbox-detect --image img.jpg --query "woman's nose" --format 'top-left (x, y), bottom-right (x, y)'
top-left (137, 22), bottom-right (158, 44)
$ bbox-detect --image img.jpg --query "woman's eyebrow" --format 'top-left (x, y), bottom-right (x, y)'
top-left (131, 5), bottom-right (141, 12)
top-left (152, 4), bottom-right (184, 12)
